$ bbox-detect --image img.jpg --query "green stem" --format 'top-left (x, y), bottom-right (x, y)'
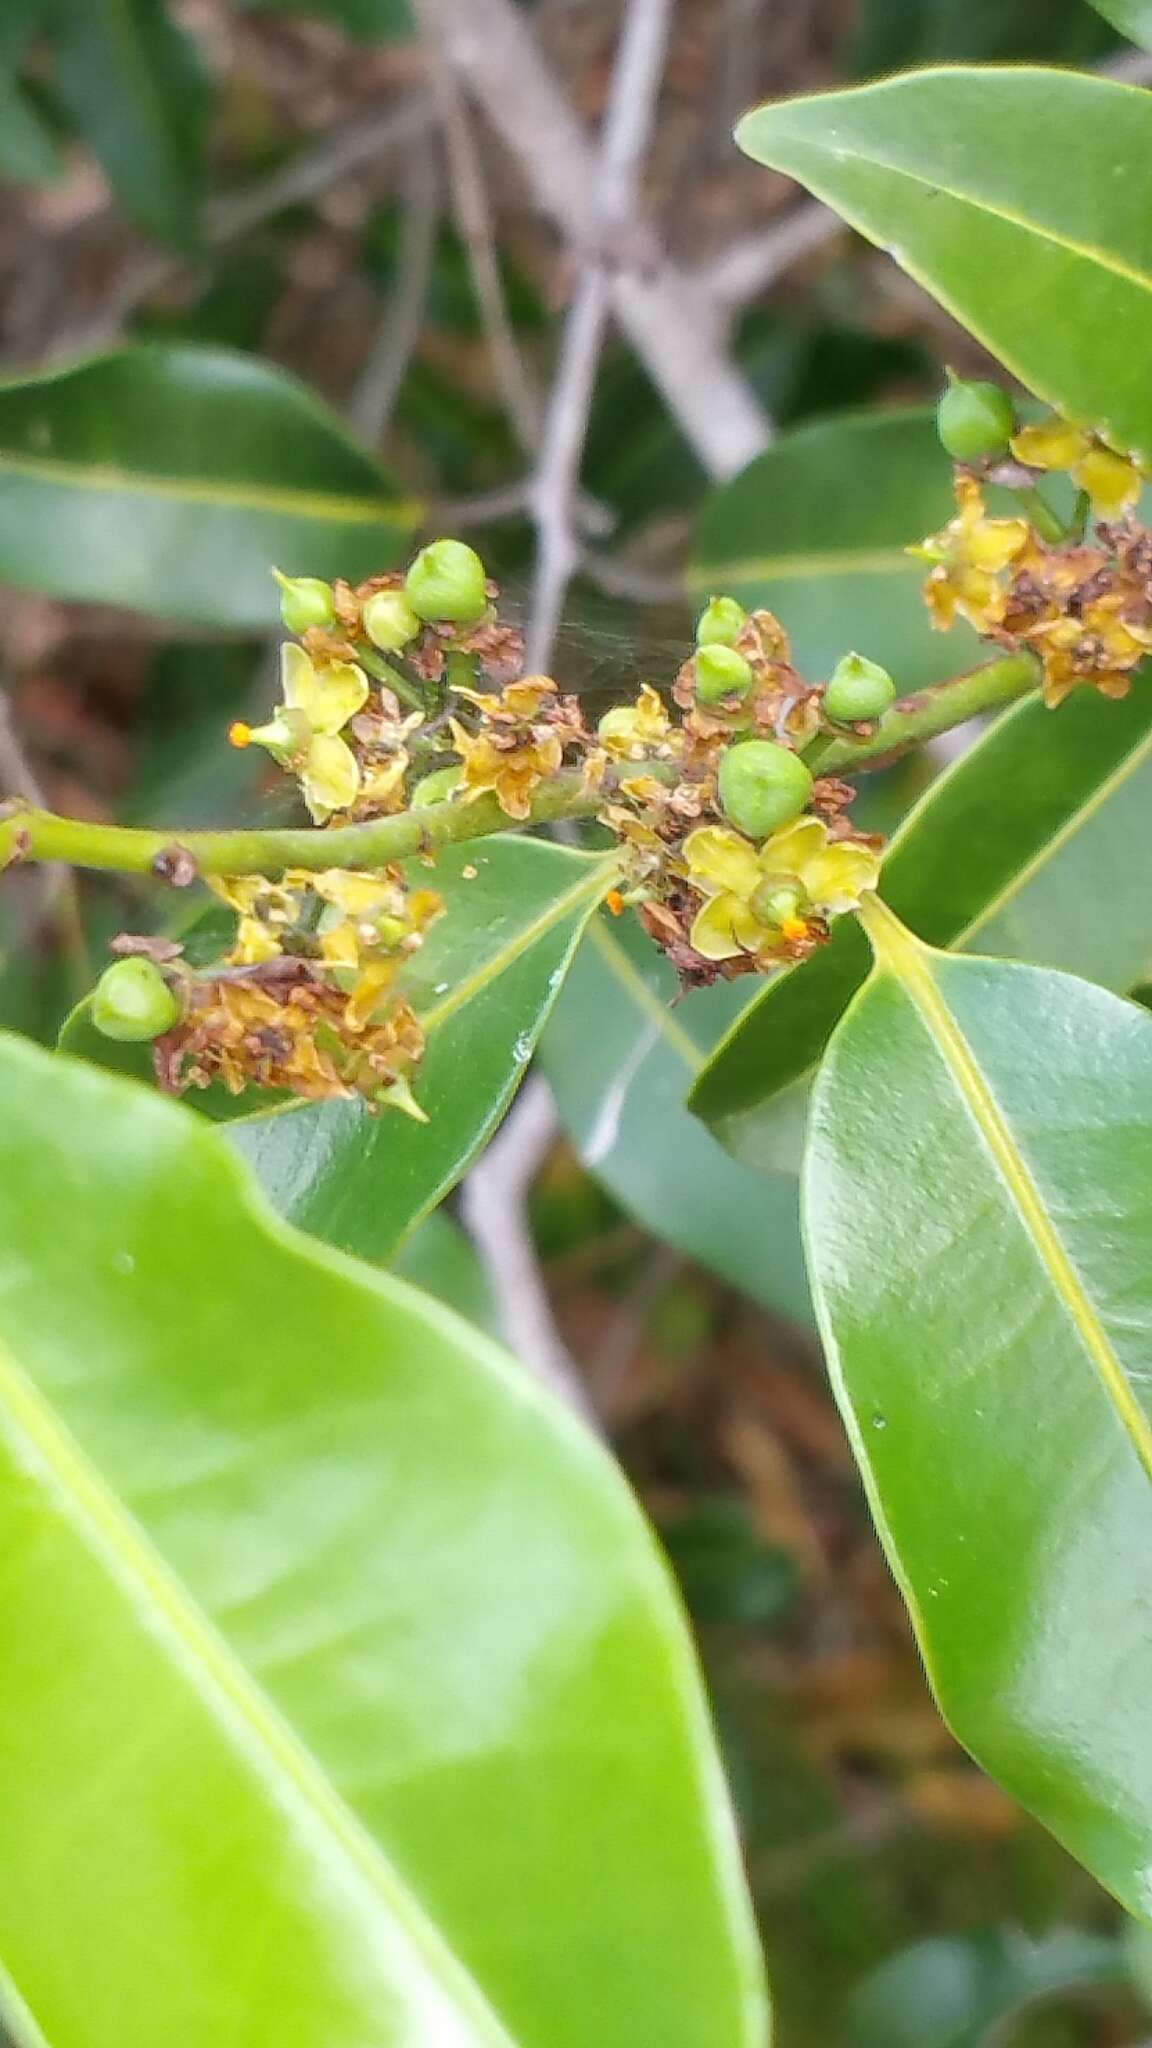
top-left (0, 654), bottom-right (1042, 884)
top-left (0, 772), bottom-right (610, 881)
top-left (806, 653), bottom-right (1040, 776)
top-left (1013, 484), bottom-right (1067, 545)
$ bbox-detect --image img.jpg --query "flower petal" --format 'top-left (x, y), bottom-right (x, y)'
top-left (802, 842), bottom-right (881, 914)
top-left (301, 735), bottom-right (360, 822)
top-left (307, 660), bottom-right (370, 735)
top-left (683, 825), bottom-right (761, 900)
top-left (758, 816), bottom-right (826, 877)
top-left (280, 641), bottom-right (317, 714)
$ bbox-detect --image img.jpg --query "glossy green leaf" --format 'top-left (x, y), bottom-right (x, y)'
top-left (852, 0), bottom-right (1117, 69)
top-left (0, 70), bottom-right (60, 182)
top-left (231, 838), bottom-right (614, 1259)
top-left (804, 912), bottom-right (1152, 1919)
top-left (0, 345), bottom-right (417, 627)
top-left (737, 68), bottom-right (1152, 458)
top-left (543, 912), bottom-right (811, 1323)
top-left (693, 409), bottom-right (980, 686)
top-left (691, 680), bottom-right (1152, 1163)
top-left (0, 1033), bottom-right (768, 2048)
top-left (239, 0), bottom-right (411, 38)
top-left (1090, 0), bottom-right (1152, 48)
top-left (48, 0), bottom-right (207, 247)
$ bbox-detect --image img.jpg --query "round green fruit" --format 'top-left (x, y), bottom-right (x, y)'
top-left (718, 739), bottom-right (813, 841)
top-left (936, 377), bottom-right (1015, 464)
top-left (92, 957), bottom-right (181, 1043)
top-left (362, 589), bottom-right (420, 651)
top-left (273, 570), bottom-right (336, 635)
top-left (695, 644), bottom-right (753, 704)
top-left (404, 539), bottom-right (488, 624)
top-left (695, 595), bottom-right (748, 649)
top-left (824, 651), bottom-right (897, 723)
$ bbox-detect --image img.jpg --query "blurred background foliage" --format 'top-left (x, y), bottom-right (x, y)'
top-left (2, 1), bottom-right (1151, 2042)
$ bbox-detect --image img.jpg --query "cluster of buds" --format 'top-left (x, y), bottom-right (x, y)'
top-left (922, 376), bottom-right (1152, 707)
top-left (90, 535), bottom-right (893, 1103)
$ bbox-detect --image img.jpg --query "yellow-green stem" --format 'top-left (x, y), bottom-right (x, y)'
top-left (807, 653), bottom-right (1040, 776)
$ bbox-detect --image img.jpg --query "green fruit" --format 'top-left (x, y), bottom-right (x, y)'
top-left (750, 880), bottom-right (804, 928)
top-left (695, 644), bottom-right (753, 705)
top-left (404, 539), bottom-right (488, 624)
top-left (936, 377), bottom-right (1015, 463)
top-left (362, 589), bottom-right (421, 652)
top-left (824, 651), bottom-right (897, 723)
top-left (411, 764), bottom-right (461, 805)
top-left (92, 957), bottom-right (181, 1043)
top-left (695, 596), bottom-right (747, 648)
top-left (718, 740), bottom-right (813, 841)
top-left (272, 570), bottom-right (336, 634)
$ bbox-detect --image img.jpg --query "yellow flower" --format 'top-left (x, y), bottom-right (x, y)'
top-left (452, 675), bottom-right (559, 723)
top-left (231, 644), bottom-right (368, 822)
top-left (913, 475), bottom-right (1030, 634)
top-left (449, 717), bottom-right (563, 820)
top-left (209, 874), bottom-right (301, 966)
top-left (1012, 415), bottom-right (1146, 516)
top-left (683, 818), bottom-right (880, 964)
top-left (597, 684), bottom-right (674, 759)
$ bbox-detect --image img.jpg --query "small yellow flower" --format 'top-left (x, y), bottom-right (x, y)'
top-left (597, 684), bottom-right (673, 759)
top-left (449, 717), bottom-right (563, 820)
top-left (231, 644), bottom-right (369, 822)
top-left (1012, 415), bottom-right (1146, 516)
top-left (913, 475), bottom-right (1030, 633)
top-left (209, 874), bottom-right (301, 966)
top-left (683, 818), bottom-right (880, 964)
top-left (453, 674), bottom-right (559, 723)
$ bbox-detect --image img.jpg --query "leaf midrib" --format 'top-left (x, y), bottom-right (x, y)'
top-left (863, 899), bottom-right (1152, 1481)
top-left (0, 1326), bottom-right (514, 2044)
top-left (0, 450), bottom-right (417, 526)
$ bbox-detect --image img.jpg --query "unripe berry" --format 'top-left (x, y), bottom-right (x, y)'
top-left (92, 957), bottom-right (181, 1043)
top-left (411, 764), bottom-right (461, 805)
top-left (362, 589), bottom-right (421, 652)
top-left (936, 376), bottom-right (1015, 463)
top-left (824, 651), bottom-right (897, 723)
top-left (695, 644), bottom-right (753, 705)
top-left (750, 879), bottom-right (804, 928)
top-left (404, 538), bottom-right (488, 624)
top-left (718, 739), bottom-right (813, 841)
top-left (695, 595), bottom-right (748, 648)
top-left (273, 569), bottom-right (336, 634)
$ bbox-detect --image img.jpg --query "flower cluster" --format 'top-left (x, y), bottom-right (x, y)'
top-left (916, 408), bottom-right (1152, 707)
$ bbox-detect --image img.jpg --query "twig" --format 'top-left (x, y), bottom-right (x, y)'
top-left (416, 4), bottom-right (543, 456)
top-left (60, 98), bottom-right (434, 354)
top-left (0, 687), bottom-right (89, 989)
top-left (527, 0), bottom-right (675, 671)
top-left (418, 0), bottom-right (771, 479)
top-left (460, 1075), bottom-right (597, 1419)
top-left (694, 202), bottom-right (842, 311)
top-left (346, 143), bottom-right (441, 446)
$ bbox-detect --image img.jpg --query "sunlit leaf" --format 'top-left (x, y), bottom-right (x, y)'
top-left (0, 1033), bottom-right (768, 2048)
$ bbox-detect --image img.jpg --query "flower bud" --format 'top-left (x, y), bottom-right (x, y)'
top-left (824, 651), bottom-right (897, 723)
top-left (718, 739), bottom-right (813, 841)
top-left (695, 595), bottom-right (748, 648)
top-left (272, 569), bottom-right (336, 635)
top-left (936, 376), bottom-right (1015, 463)
top-left (411, 764), bottom-right (462, 805)
top-left (362, 589), bottom-right (421, 652)
top-left (92, 957), bottom-right (181, 1043)
top-left (695, 644), bottom-right (753, 705)
top-left (404, 539), bottom-right (488, 624)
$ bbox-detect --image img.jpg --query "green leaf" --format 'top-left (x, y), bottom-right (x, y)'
top-left (0, 1033), bottom-right (768, 2048)
top-left (238, 0), bottom-right (411, 39)
top-left (390, 1207), bottom-right (498, 1335)
top-left (736, 68), bottom-right (1152, 458)
top-left (690, 680), bottom-right (1152, 1163)
top-left (1089, 1), bottom-right (1152, 49)
top-left (48, 0), bottom-right (207, 247)
top-left (542, 912), bottom-right (811, 1323)
top-left (852, 0), bottom-right (1118, 69)
top-left (231, 838), bottom-right (613, 1259)
top-left (849, 1928), bottom-right (1123, 2048)
top-left (0, 344), bottom-right (418, 627)
top-left (0, 70), bottom-right (60, 182)
top-left (804, 906), bottom-right (1152, 1919)
top-left (693, 409), bottom-right (981, 685)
